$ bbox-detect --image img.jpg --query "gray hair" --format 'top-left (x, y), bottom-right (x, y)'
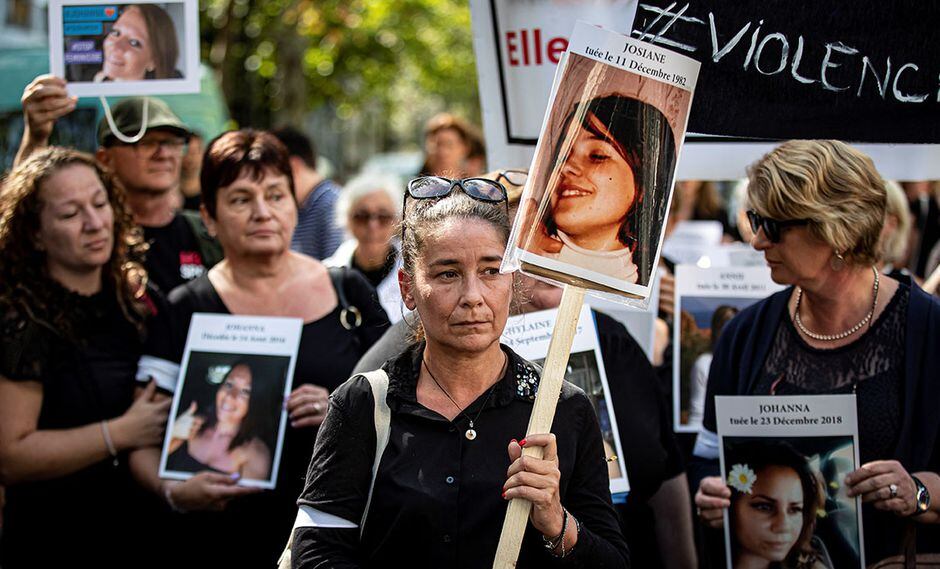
top-left (400, 191), bottom-right (510, 275)
top-left (335, 172), bottom-right (403, 229)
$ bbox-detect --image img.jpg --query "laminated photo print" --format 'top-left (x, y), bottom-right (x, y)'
top-left (159, 314), bottom-right (302, 489)
top-left (49, 0), bottom-right (200, 97)
top-left (673, 265), bottom-right (783, 432)
top-left (504, 21), bottom-right (699, 300)
top-left (501, 305), bottom-right (629, 495)
top-left (717, 395), bottom-right (865, 569)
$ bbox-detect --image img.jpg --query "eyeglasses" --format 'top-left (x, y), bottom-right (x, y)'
top-left (351, 210), bottom-right (397, 226)
top-left (126, 136), bottom-right (188, 155)
top-left (746, 210), bottom-right (809, 243)
top-left (494, 169), bottom-right (528, 188)
top-left (402, 176), bottom-right (509, 240)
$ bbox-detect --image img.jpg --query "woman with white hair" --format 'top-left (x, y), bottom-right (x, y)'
top-left (324, 172), bottom-right (406, 322)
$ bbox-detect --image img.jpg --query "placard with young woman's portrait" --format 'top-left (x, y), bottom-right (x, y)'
top-left (505, 21), bottom-right (699, 300)
top-left (49, 0), bottom-right (200, 96)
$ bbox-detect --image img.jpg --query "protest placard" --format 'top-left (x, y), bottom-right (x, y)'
top-left (49, 0), bottom-right (200, 97)
top-left (503, 21), bottom-right (699, 300)
top-left (159, 313), bottom-right (301, 490)
top-left (717, 395), bottom-right (865, 569)
top-left (501, 305), bottom-right (630, 494)
top-left (674, 265), bottom-right (783, 432)
top-left (494, 23), bottom-right (698, 568)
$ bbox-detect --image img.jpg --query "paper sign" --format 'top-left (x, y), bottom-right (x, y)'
top-left (673, 265), bottom-right (783, 432)
top-left (717, 395), bottom-right (865, 569)
top-left (49, 0), bottom-right (200, 97)
top-left (501, 305), bottom-right (630, 494)
top-left (159, 314), bottom-right (302, 489)
top-left (503, 21), bottom-right (699, 300)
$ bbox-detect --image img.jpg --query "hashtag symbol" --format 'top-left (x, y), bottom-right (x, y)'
top-left (631, 2), bottom-right (703, 53)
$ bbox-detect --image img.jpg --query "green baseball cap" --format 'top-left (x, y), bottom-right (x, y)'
top-left (97, 97), bottom-right (192, 146)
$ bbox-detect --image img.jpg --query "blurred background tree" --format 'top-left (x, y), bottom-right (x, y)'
top-left (202, 0), bottom-right (480, 178)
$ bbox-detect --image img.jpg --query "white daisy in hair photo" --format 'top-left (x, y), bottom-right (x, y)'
top-left (727, 463), bottom-right (756, 494)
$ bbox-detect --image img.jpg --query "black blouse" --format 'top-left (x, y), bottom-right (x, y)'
top-left (0, 288), bottom-right (154, 568)
top-left (140, 271), bottom-right (390, 567)
top-left (292, 343), bottom-right (630, 569)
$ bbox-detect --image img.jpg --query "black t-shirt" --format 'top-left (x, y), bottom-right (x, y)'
top-left (143, 213), bottom-right (210, 294)
top-left (593, 312), bottom-right (685, 567)
top-left (0, 287), bottom-right (156, 568)
top-left (141, 271), bottom-right (391, 567)
top-left (293, 343), bottom-right (630, 568)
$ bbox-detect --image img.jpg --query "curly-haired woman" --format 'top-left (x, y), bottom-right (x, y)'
top-left (0, 147), bottom-right (170, 568)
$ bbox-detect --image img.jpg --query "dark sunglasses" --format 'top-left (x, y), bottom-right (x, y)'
top-left (403, 176), bottom-right (509, 240)
top-left (746, 210), bottom-right (809, 243)
top-left (351, 211), bottom-right (397, 226)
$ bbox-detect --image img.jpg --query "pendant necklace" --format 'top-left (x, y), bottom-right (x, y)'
top-left (423, 356), bottom-right (504, 441)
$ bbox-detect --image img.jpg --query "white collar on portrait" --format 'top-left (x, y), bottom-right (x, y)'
top-left (554, 231), bottom-right (638, 283)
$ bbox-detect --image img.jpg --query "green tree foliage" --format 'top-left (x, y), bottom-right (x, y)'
top-left (201, 0), bottom-right (480, 131)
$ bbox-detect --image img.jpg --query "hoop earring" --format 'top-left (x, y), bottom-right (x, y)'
top-left (830, 251), bottom-right (845, 271)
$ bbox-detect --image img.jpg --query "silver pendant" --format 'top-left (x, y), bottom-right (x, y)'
top-left (465, 420), bottom-right (477, 440)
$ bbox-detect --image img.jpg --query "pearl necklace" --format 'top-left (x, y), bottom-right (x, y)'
top-left (794, 267), bottom-right (879, 342)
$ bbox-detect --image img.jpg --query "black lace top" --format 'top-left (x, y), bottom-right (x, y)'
top-left (755, 284), bottom-right (909, 464)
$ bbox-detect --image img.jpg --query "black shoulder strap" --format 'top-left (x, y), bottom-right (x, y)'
top-left (328, 266), bottom-right (350, 310)
top-left (328, 266), bottom-right (363, 331)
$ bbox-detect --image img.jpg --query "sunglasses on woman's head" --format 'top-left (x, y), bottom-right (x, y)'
top-left (746, 210), bottom-right (809, 243)
top-left (403, 176), bottom-right (509, 240)
top-left (406, 176), bottom-right (508, 203)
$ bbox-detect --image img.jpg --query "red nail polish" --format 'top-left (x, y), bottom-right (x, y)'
top-left (502, 491), bottom-right (508, 499)
top-left (510, 439), bottom-right (517, 445)
top-left (519, 438), bottom-right (527, 447)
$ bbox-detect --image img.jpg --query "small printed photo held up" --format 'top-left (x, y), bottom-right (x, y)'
top-left (673, 265), bottom-right (784, 433)
top-left (717, 395), bottom-right (865, 569)
top-left (501, 305), bottom-right (630, 495)
top-left (158, 314), bottom-right (302, 490)
top-left (503, 21), bottom-right (700, 303)
top-left (48, 0), bottom-right (200, 97)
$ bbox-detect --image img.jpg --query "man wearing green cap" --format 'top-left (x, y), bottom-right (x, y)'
top-left (15, 75), bottom-right (221, 293)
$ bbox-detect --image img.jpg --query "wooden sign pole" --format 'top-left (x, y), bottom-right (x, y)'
top-left (492, 284), bottom-right (586, 569)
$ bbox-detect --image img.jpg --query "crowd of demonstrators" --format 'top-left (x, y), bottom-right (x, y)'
top-left (271, 126), bottom-right (345, 260)
top-left (0, 148), bottom-right (169, 567)
top-left (131, 129), bottom-right (390, 566)
top-left (3, 65), bottom-right (940, 569)
top-left (292, 175), bottom-right (630, 568)
top-left (694, 140), bottom-right (940, 565)
top-left (323, 172), bottom-right (406, 323)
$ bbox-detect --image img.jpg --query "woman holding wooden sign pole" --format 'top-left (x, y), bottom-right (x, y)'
top-left (693, 140), bottom-right (940, 565)
top-left (290, 178), bottom-right (629, 567)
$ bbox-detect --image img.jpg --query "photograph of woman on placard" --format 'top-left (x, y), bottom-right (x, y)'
top-left (533, 94), bottom-right (676, 285)
top-left (515, 52), bottom-right (688, 294)
top-left (723, 439), bottom-right (861, 569)
top-left (165, 352), bottom-right (288, 484)
top-left (61, 2), bottom-right (184, 83)
top-left (94, 3), bottom-right (182, 81)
